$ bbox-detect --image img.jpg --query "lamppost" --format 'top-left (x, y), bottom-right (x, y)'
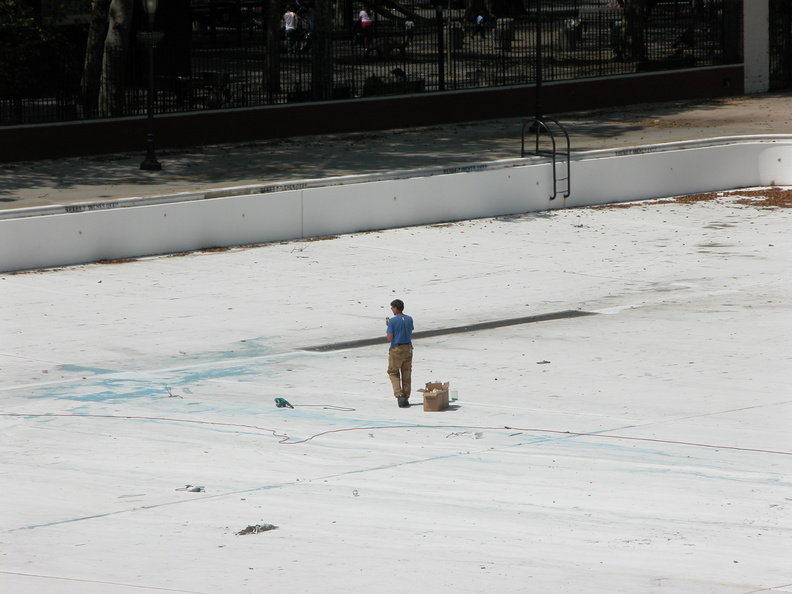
top-left (534, 0), bottom-right (543, 124)
top-left (529, 0), bottom-right (544, 133)
top-left (137, 0), bottom-right (164, 171)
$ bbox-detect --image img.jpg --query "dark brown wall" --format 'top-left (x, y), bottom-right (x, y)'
top-left (4, 65), bottom-right (742, 162)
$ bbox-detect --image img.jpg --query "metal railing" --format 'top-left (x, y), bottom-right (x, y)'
top-left (1, 0), bottom-right (742, 126)
top-left (522, 117), bottom-right (571, 200)
top-left (770, 0), bottom-right (792, 90)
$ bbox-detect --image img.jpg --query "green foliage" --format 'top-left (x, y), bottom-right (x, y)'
top-left (0, 0), bottom-right (74, 97)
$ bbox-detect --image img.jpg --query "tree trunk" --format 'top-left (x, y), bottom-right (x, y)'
top-left (81, 0), bottom-right (112, 118)
top-left (264, 0), bottom-right (281, 100)
top-left (623, 0), bottom-right (647, 61)
top-left (311, 0), bottom-right (333, 101)
top-left (156, 0), bottom-right (193, 78)
top-left (491, 0), bottom-right (524, 18)
top-left (99, 0), bottom-right (134, 117)
top-left (342, 0), bottom-right (353, 32)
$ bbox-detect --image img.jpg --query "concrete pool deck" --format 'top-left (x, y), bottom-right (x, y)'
top-left (3, 92), bottom-right (792, 211)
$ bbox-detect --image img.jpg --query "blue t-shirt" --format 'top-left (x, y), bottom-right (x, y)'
top-left (387, 314), bottom-right (414, 349)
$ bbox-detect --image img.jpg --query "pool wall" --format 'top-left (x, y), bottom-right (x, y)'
top-left (2, 136), bottom-right (790, 273)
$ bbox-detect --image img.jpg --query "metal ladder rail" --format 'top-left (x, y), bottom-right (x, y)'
top-left (521, 118), bottom-right (571, 200)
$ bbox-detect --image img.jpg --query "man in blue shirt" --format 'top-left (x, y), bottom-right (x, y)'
top-left (386, 299), bottom-right (414, 408)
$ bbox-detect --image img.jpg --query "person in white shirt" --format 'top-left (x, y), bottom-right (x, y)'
top-left (283, 6), bottom-right (299, 53)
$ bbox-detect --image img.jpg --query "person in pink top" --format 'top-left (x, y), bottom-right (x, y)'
top-left (359, 8), bottom-right (373, 49)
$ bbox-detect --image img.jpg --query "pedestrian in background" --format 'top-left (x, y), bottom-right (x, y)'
top-left (472, 12), bottom-right (486, 39)
top-left (359, 7), bottom-right (373, 50)
top-left (283, 6), bottom-right (300, 53)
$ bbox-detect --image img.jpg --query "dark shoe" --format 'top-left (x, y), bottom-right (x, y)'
top-left (397, 395), bottom-right (409, 408)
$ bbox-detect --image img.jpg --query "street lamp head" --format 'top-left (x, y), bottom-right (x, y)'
top-left (142, 0), bottom-right (158, 16)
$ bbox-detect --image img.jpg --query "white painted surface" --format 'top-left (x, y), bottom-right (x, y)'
top-left (1, 136), bottom-right (791, 272)
top-left (743, 0), bottom-right (770, 94)
top-left (563, 144), bottom-right (761, 207)
top-left (1, 193), bottom-right (790, 593)
top-left (300, 165), bottom-right (548, 237)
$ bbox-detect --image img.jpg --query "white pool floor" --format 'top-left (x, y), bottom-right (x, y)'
top-left (2, 193), bottom-right (791, 593)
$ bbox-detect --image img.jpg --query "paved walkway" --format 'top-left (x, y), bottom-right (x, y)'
top-left (2, 92), bottom-right (791, 211)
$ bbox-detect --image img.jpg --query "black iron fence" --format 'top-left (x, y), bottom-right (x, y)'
top-left (1, 0), bottom-right (742, 126)
top-left (770, 0), bottom-right (792, 90)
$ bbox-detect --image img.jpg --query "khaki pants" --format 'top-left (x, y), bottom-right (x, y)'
top-left (387, 344), bottom-right (413, 399)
